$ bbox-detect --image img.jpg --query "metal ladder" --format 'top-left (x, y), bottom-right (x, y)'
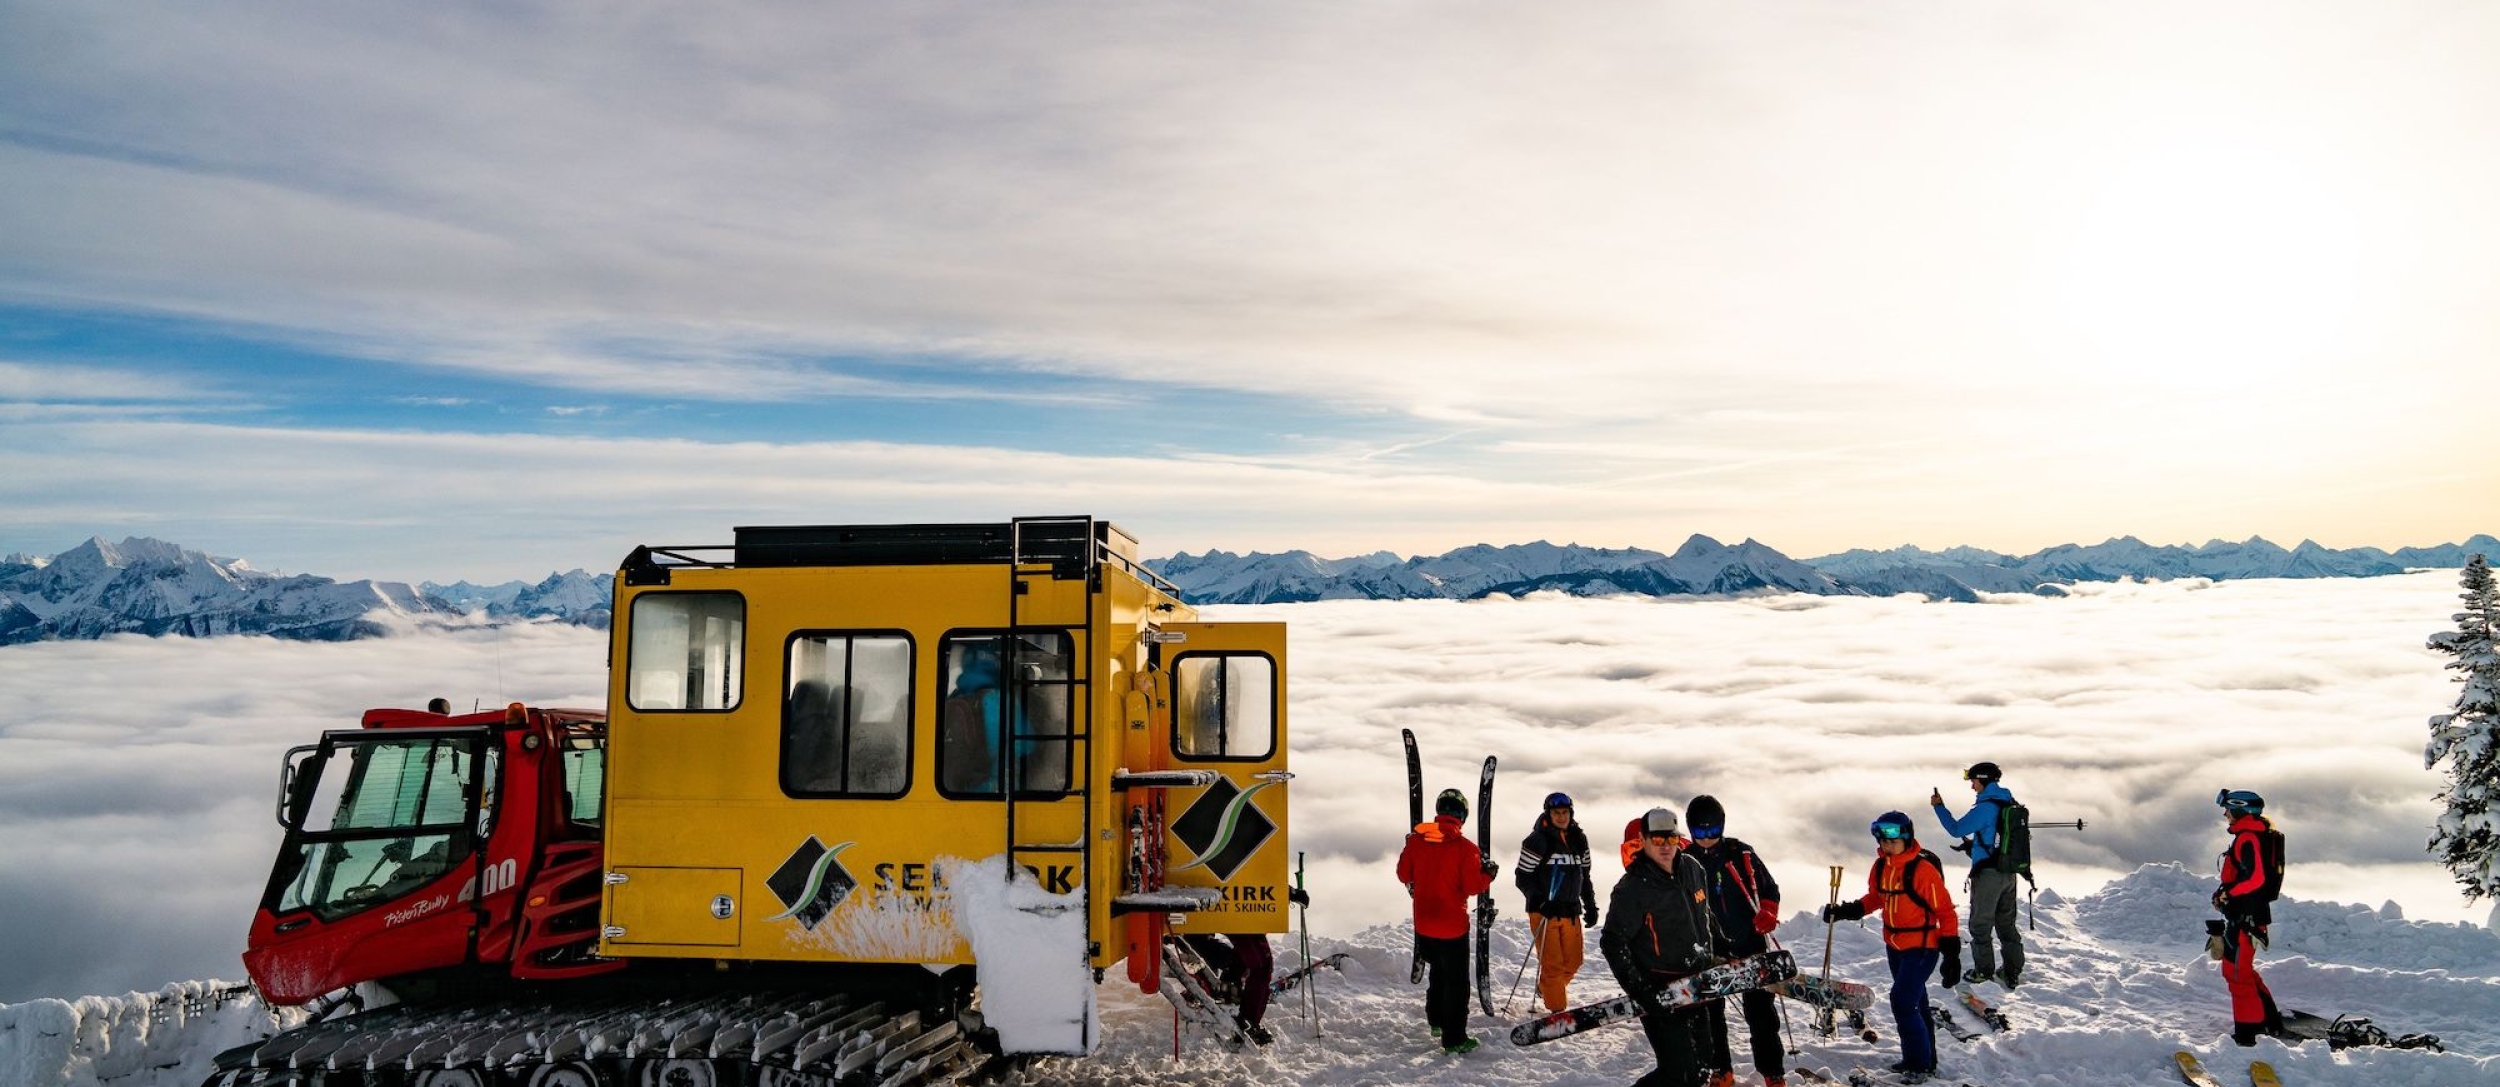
top-left (1000, 516), bottom-right (1099, 1048)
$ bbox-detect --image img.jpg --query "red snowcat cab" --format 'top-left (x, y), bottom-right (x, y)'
top-left (241, 702), bottom-right (615, 1006)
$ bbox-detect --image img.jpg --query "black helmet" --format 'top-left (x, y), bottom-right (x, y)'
top-left (1543, 791), bottom-right (1575, 811)
top-left (1870, 811), bottom-right (1915, 842)
top-left (1964, 761), bottom-right (2003, 784)
top-left (1435, 788), bottom-right (1469, 820)
top-left (1685, 795), bottom-right (1727, 836)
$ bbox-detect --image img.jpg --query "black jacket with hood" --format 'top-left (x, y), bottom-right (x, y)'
top-left (1515, 814), bottom-right (1598, 921)
top-left (1599, 848), bottom-right (1726, 998)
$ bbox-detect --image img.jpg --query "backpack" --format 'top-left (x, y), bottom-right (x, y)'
top-left (1990, 797), bottom-right (2033, 884)
top-left (2248, 824), bottom-right (2288, 903)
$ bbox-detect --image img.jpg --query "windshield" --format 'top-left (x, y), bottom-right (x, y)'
top-left (269, 733), bottom-right (481, 921)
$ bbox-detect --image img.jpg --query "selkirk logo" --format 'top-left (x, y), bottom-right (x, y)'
top-left (1170, 778), bottom-right (1278, 883)
top-left (765, 836), bottom-right (856, 931)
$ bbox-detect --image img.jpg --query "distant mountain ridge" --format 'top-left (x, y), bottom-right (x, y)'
top-left (1149, 533), bottom-right (2498, 605)
top-left (0, 531), bottom-right (2488, 644)
top-left (0, 538), bottom-right (614, 646)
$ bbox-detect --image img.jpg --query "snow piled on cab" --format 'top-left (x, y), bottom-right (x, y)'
top-left (943, 854), bottom-right (1098, 1056)
top-left (0, 982), bottom-right (294, 1087)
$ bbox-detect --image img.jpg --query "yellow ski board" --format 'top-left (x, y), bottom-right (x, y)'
top-left (2248, 1061), bottom-right (2282, 1087)
top-left (2174, 1052), bottom-right (2226, 1087)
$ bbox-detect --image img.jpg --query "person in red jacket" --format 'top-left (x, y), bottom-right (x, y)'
top-left (1398, 787), bottom-right (1498, 1053)
top-left (2213, 789), bottom-right (2286, 1047)
top-left (1822, 811), bottom-right (1959, 1083)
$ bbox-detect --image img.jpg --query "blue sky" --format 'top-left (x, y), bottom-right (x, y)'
top-left (4, 1), bottom-right (2495, 580)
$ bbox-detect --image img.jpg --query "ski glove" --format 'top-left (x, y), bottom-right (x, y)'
top-left (1753, 900), bottom-right (1781, 935)
top-left (1288, 886), bottom-right (1310, 907)
top-left (1481, 859), bottom-right (1501, 878)
top-left (1584, 902), bottom-right (1599, 927)
top-left (1822, 901), bottom-right (1867, 924)
top-left (1938, 936), bottom-right (1963, 989)
top-left (1634, 983), bottom-right (1671, 1016)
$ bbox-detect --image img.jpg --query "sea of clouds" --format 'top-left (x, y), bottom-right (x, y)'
top-left (0, 571), bottom-right (2476, 1005)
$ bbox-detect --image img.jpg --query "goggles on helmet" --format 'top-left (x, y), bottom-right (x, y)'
top-left (1689, 824), bottom-right (1723, 840)
top-left (1870, 819), bottom-right (1911, 841)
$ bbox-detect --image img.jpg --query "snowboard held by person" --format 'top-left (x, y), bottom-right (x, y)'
top-left (1601, 806), bottom-right (1729, 1087)
top-left (1823, 811), bottom-right (1959, 1084)
top-left (1928, 761), bottom-right (2025, 989)
top-left (2212, 788), bottom-right (2287, 1047)
top-left (1685, 794), bottom-right (1787, 1087)
top-left (1514, 790), bottom-right (1599, 1013)
top-left (1399, 787), bottom-right (1498, 1053)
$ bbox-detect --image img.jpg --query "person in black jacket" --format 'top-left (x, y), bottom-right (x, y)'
top-left (1601, 806), bottom-right (1728, 1087)
top-left (1685, 795), bottom-right (1786, 1087)
top-left (1515, 790), bottom-right (1599, 1012)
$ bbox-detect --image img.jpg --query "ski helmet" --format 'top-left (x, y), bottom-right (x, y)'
top-left (2216, 789), bottom-right (2264, 816)
top-left (1435, 787), bottom-right (1469, 819)
top-left (1964, 761), bottom-right (2003, 784)
top-left (1641, 807), bottom-right (1682, 839)
top-left (1544, 791), bottom-right (1575, 811)
top-left (1685, 794), bottom-right (1727, 839)
top-left (1870, 811), bottom-right (1915, 842)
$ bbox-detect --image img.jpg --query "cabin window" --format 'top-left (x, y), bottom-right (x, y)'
top-left (1173, 653), bottom-right (1276, 760)
top-left (936, 631), bottom-right (1074, 797)
top-left (626, 592), bottom-right (744, 711)
top-left (783, 633), bottom-right (913, 797)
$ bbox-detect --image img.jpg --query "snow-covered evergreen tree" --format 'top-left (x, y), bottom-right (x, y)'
top-left (2427, 553), bottom-right (2500, 899)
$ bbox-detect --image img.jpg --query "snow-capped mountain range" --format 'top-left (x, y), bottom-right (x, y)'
top-left (1152, 532), bottom-right (2499, 605)
top-left (0, 531), bottom-right (2488, 643)
top-left (0, 538), bottom-right (611, 646)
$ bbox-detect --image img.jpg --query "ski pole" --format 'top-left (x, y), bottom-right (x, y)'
top-left (1817, 864), bottom-right (1843, 1037)
top-left (1503, 915), bottom-right (1547, 1015)
top-left (1297, 851), bottom-right (1319, 1037)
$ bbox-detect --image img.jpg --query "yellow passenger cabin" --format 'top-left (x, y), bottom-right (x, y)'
top-left (597, 515), bottom-right (1289, 1036)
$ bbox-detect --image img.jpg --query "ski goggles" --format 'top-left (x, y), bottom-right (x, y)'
top-left (1869, 820), bottom-right (1912, 841)
top-left (1688, 824), bottom-right (1723, 840)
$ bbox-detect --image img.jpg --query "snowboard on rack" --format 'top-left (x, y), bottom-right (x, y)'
top-left (1269, 952), bottom-right (1350, 996)
top-left (1953, 984), bottom-right (2010, 1031)
top-left (1773, 974), bottom-right (1877, 1012)
top-left (1507, 950), bottom-right (1797, 1046)
top-left (1404, 728), bottom-right (1423, 985)
top-left (1473, 754), bottom-right (1498, 1016)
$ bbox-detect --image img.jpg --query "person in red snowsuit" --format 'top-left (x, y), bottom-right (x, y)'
top-left (1397, 787), bottom-right (1497, 1052)
top-left (2213, 789), bottom-right (2285, 1047)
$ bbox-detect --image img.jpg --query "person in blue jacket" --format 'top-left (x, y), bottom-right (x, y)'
top-left (1927, 761), bottom-right (2024, 988)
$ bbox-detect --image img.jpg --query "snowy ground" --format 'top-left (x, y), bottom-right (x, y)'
top-left (9, 866), bottom-right (2491, 1086)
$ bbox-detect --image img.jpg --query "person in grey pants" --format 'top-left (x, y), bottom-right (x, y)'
top-left (1929, 761), bottom-right (2025, 988)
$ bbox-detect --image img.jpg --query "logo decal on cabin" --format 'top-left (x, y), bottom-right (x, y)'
top-left (1171, 779), bottom-right (1277, 882)
top-left (766, 837), bottom-right (856, 930)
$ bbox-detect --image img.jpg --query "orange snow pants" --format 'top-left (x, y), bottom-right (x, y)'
top-left (1537, 916), bottom-right (1584, 1012)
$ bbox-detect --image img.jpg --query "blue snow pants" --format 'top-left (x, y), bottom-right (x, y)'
top-left (1885, 945), bottom-right (1940, 1073)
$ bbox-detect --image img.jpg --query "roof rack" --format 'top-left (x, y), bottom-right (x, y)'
top-left (618, 518), bottom-right (1182, 597)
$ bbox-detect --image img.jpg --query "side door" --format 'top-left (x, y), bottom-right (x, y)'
top-left (1157, 621), bottom-right (1290, 935)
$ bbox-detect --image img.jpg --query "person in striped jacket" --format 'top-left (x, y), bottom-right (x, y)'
top-left (1514, 791), bottom-right (1599, 1012)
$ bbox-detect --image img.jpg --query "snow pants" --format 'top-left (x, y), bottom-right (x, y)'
top-left (1633, 1002), bottom-right (1709, 1087)
top-left (1534, 915), bottom-right (1584, 1012)
top-left (2219, 923), bottom-right (2281, 1044)
top-left (1966, 867), bottom-right (2024, 981)
top-left (1419, 934), bottom-right (1472, 1047)
top-left (1885, 946), bottom-right (1940, 1073)
top-left (1232, 934), bottom-right (1275, 1027)
top-left (1702, 985), bottom-right (1785, 1080)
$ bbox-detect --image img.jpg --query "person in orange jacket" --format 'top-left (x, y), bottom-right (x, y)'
top-left (1398, 787), bottom-right (1498, 1053)
top-left (1821, 811), bottom-right (1959, 1083)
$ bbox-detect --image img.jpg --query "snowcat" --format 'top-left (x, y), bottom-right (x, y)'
top-left (211, 516), bottom-right (1292, 1086)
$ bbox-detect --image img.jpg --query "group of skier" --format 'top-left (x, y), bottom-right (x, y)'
top-left (1394, 761), bottom-right (2288, 1087)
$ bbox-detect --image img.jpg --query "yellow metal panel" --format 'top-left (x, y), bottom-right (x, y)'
top-left (609, 866), bottom-right (741, 946)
